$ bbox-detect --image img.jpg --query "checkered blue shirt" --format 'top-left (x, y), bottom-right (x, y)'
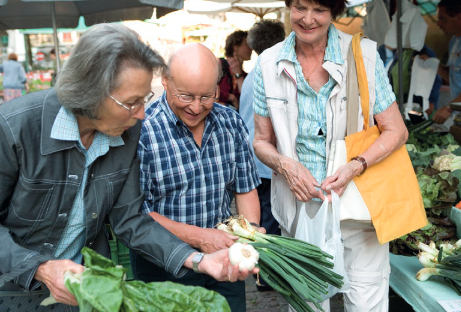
top-left (138, 93), bottom-right (261, 228)
top-left (51, 107), bottom-right (124, 263)
top-left (253, 24), bottom-right (396, 185)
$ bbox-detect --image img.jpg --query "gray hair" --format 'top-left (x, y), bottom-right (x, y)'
top-left (55, 23), bottom-right (166, 119)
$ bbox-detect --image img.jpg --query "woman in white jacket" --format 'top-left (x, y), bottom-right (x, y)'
top-left (253, 0), bottom-right (407, 311)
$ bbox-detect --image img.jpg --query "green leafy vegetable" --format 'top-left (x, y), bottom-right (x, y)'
top-left (53, 247), bottom-right (231, 312)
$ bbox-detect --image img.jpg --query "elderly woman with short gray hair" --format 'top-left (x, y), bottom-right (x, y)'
top-left (0, 23), bottom-right (257, 311)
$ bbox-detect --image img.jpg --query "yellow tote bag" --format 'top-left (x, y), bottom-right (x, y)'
top-left (345, 33), bottom-right (427, 244)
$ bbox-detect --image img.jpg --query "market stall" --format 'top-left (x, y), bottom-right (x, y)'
top-left (388, 121), bottom-right (461, 312)
top-left (390, 207), bottom-right (461, 312)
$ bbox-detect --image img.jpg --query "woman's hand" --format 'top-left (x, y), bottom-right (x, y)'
top-left (321, 160), bottom-right (362, 199)
top-left (278, 156), bottom-right (325, 202)
top-left (227, 55), bottom-right (242, 75)
top-left (34, 259), bottom-right (85, 306)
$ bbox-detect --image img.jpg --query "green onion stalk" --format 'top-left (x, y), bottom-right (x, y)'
top-left (416, 240), bottom-right (461, 295)
top-left (218, 216), bottom-right (344, 312)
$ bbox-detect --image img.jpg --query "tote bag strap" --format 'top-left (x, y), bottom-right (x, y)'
top-left (351, 33), bottom-right (370, 130)
top-left (346, 37), bottom-right (360, 136)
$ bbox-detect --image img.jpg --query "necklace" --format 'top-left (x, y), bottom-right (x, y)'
top-left (300, 42), bottom-right (327, 84)
top-left (304, 57), bottom-right (323, 84)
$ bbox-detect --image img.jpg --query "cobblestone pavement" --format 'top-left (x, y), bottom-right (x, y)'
top-left (244, 276), bottom-right (344, 312)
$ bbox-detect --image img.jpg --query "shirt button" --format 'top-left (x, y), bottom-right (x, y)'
top-left (91, 174), bottom-right (95, 179)
top-left (58, 213), bottom-right (67, 218)
top-left (92, 213), bottom-right (98, 219)
top-left (44, 243), bottom-right (53, 248)
top-left (89, 242), bottom-right (93, 246)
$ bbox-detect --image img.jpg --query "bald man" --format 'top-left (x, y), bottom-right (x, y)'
top-left (130, 43), bottom-right (262, 311)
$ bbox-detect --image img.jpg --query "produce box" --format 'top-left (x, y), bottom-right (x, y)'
top-left (105, 224), bottom-right (133, 280)
top-left (106, 224), bottom-right (118, 263)
top-left (118, 254), bottom-right (134, 281)
top-left (444, 207), bottom-right (461, 239)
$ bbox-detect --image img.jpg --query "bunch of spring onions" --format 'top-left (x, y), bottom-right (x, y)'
top-left (218, 216), bottom-right (344, 312)
top-left (416, 239), bottom-right (461, 294)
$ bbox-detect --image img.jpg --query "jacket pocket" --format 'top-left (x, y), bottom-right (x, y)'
top-left (266, 96), bottom-right (288, 106)
top-left (10, 178), bottom-right (53, 221)
top-left (105, 170), bottom-right (130, 209)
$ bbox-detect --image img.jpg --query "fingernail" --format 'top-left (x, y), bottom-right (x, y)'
top-left (326, 185), bottom-right (331, 191)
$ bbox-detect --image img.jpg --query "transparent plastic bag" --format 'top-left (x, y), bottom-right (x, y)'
top-left (294, 191), bottom-right (350, 302)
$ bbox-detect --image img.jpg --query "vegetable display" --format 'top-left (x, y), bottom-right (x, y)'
top-left (218, 216), bottom-right (343, 312)
top-left (42, 247), bottom-right (231, 312)
top-left (415, 239), bottom-right (461, 294)
top-left (390, 125), bottom-right (460, 256)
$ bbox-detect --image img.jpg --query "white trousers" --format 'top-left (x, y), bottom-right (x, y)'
top-left (286, 200), bottom-right (390, 312)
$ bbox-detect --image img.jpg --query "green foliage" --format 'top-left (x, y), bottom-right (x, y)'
top-left (66, 247), bottom-right (231, 312)
top-left (417, 167), bottom-right (459, 209)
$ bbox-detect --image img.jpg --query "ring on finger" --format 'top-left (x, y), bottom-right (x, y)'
top-left (228, 275), bottom-right (231, 282)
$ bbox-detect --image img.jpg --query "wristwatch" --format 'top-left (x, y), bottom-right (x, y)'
top-left (351, 155), bottom-right (368, 175)
top-left (192, 252), bottom-right (205, 273)
top-left (234, 73), bottom-right (243, 79)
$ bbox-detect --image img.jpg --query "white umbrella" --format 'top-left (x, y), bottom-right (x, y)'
top-left (0, 0), bottom-right (184, 70)
top-left (185, 0), bottom-right (286, 18)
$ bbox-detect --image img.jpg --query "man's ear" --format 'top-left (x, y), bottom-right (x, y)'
top-left (161, 75), bottom-right (168, 89)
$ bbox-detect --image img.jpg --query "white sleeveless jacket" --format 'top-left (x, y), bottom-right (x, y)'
top-left (258, 29), bottom-right (377, 232)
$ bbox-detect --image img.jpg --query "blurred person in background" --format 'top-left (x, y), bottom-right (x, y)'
top-left (217, 30), bottom-right (253, 111)
top-left (0, 52), bottom-right (28, 103)
top-left (0, 24), bottom-right (257, 312)
top-left (239, 19), bottom-right (286, 291)
top-left (426, 0), bottom-right (461, 124)
top-left (253, 0), bottom-right (407, 311)
top-left (50, 48), bottom-right (57, 87)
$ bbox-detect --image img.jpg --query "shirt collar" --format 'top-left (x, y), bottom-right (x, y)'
top-left (276, 24), bottom-right (344, 66)
top-left (50, 106), bottom-right (124, 147)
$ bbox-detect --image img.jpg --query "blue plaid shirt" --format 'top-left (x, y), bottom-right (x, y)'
top-left (254, 25), bottom-right (396, 185)
top-left (138, 93), bottom-right (261, 229)
top-left (51, 107), bottom-right (124, 263)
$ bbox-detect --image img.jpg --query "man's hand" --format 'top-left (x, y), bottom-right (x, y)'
top-left (34, 260), bottom-right (85, 306)
top-left (197, 249), bottom-right (259, 282)
top-left (193, 228), bottom-right (239, 254)
top-left (278, 157), bottom-right (325, 202)
top-left (433, 106), bottom-right (452, 124)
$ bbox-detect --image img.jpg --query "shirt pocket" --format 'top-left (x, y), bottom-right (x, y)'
top-left (10, 178), bottom-right (54, 222)
top-left (213, 161), bottom-right (236, 190)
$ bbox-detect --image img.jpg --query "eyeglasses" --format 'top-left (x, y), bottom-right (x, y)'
top-left (172, 93), bottom-right (217, 105)
top-left (168, 79), bottom-right (217, 105)
top-left (110, 91), bottom-right (155, 115)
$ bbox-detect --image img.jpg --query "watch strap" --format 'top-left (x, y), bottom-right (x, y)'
top-left (351, 155), bottom-right (367, 175)
top-left (192, 253), bottom-right (205, 273)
